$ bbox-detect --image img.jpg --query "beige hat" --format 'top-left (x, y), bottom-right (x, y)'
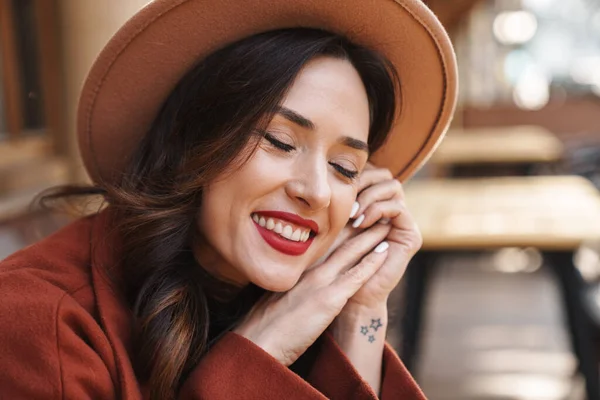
top-left (78, 0), bottom-right (458, 183)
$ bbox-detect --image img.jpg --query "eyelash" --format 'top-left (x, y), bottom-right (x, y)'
top-left (264, 133), bottom-right (359, 180)
top-left (265, 133), bottom-right (295, 152)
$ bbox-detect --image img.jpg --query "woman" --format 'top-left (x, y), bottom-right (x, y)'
top-left (0, 0), bottom-right (457, 399)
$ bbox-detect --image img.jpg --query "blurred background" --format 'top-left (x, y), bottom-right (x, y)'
top-left (2, 1), bottom-right (600, 399)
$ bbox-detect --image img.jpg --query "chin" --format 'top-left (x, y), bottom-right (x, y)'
top-left (249, 266), bottom-right (303, 292)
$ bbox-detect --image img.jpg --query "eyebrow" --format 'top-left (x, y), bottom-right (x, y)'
top-left (275, 106), bottom-right (370, 153)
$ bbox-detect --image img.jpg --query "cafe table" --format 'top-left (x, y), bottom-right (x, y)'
top-left (402, 175), bottom-right (600, 400)
top-left (428, 126), bottom-right (564, 177)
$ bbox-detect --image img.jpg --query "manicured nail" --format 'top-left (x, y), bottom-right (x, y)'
top-left (350, 202), bottom-right (360, 218)
top-left (352, 214), bottom-right (365, 228)
top-left (374, 241), bottom-right (389, 253)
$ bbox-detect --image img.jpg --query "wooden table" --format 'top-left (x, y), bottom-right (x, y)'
top-left (402, 176), bottom-right (600, 399)
top-left (429, 126), bottom-right (564, 176)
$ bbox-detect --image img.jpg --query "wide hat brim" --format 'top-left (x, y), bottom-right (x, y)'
top-left (78, 0), bottom-right (458, 184)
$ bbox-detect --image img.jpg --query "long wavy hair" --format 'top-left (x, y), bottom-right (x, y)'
top-left (39, 28), bottom-right (401, 399)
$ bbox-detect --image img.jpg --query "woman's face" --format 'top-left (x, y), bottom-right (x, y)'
top-left (196, 56), bottom-right (371, 291)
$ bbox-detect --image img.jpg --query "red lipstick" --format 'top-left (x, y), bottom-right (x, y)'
top-left (252, 211), bottom-right (318, 256)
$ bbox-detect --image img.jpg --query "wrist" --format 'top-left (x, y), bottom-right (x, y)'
top-left (330, 302), bottom-right (387, 395)
top-left (332, 302), bottom-right (388, 344)
top-left (338, 301), bottom-right (388, 324)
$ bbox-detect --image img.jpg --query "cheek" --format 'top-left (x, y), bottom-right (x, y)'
top-left (197, 151), bottom-right (286, 253)
top-left (199, 161), bottom-right (262, 234)
top-left (198, 169), bottom-right (252, 253)
top-left (198, 185), bottom-right (229, 247)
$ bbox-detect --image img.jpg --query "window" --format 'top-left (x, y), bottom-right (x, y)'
top-left (0, 0), bottom-right (67, 205)
top-left (456, 0), bottom-right (600, 110)
top-left (0, 0), bottom-right (61, 143)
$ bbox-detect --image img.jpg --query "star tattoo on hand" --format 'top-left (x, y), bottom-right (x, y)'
top-left (368, 335), bottom-right (376, 343)
top-left (370, 318), bottom-right (383, 331)
top-left (360, 326), bottom-right (369, 335)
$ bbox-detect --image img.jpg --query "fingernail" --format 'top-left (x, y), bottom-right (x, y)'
top-left (352, 214), bottom-right (365, 228)
top-left (378, 218), bottom-right (390, 225)
top-left (350, 202), bottom-right (360, 218)
top-left (374, 241), bottom-right (389, 253)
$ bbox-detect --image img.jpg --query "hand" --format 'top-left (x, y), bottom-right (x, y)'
top-left (325, 166), bottom-right (420, 393)
top-left (343, 163), bottom-right (422, 310)
top-left (233, 223), bottom-right (392, 366)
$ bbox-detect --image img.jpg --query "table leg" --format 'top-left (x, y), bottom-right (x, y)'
top-left (545, 251), bottom-right (599, 400)
top-left (401, 252), bottom-right (435, 375)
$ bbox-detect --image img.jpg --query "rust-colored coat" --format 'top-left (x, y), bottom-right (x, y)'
top-left (0, 210), bottom-right (426, 399)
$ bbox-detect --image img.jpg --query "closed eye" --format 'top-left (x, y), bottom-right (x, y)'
top-left (265, 133), bottom-right (295, 152)
top-left (330, 163), bottom-right (358, 180)
top-left (265, 132), bottom-right (358, 180)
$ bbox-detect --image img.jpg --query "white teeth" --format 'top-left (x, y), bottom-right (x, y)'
top-left (291, 229), bottom-right (301, 241)
top-left (282, 225), bottom-right (293, 239)
top-left (301, 231), bottom-right (309, 242)
top-left (274, 222), bottom-right (283, 234)
top-left (253, 213), bottom-right (312, 242)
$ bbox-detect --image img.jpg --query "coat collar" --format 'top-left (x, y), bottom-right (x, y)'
top-left (89, 208), bottom-right (146, 398)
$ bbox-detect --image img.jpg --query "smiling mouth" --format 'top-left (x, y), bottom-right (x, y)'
top-left (251, 213), bottom-right (315, 242)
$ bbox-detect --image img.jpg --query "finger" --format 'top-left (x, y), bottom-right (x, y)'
top-left (356, 167), bottom-right (393, 193)
top-left (329, 242), bottom-right (389, 301)
top-left (353, 197), bottom-right (404, 229)
top-left (360, 244), bottom-right (412, 294)
top-left (317, 223), bottom-right (390, 277)
top-left (353, 179), bottom-right (402, 221)
top-left (389, 200), bottom-right (417, 231)
top-left (386, 210), bottom-right (423, 256)
top-left (368, 231), bottom-right (421, 292)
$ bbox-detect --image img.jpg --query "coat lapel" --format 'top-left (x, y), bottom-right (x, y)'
top-left (90, 209), bottom-right (146, 399)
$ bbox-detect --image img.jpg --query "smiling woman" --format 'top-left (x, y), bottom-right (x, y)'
top-left (196, 55), bottom-right (378, 292)
top-left (0, 1), bottom-right (457, 399)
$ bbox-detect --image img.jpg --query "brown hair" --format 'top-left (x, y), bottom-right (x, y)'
top-left (40, 28), bottom-right (400, 399)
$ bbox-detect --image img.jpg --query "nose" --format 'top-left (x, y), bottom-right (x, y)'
top-left (285, 160), bottom-right (332, 211)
